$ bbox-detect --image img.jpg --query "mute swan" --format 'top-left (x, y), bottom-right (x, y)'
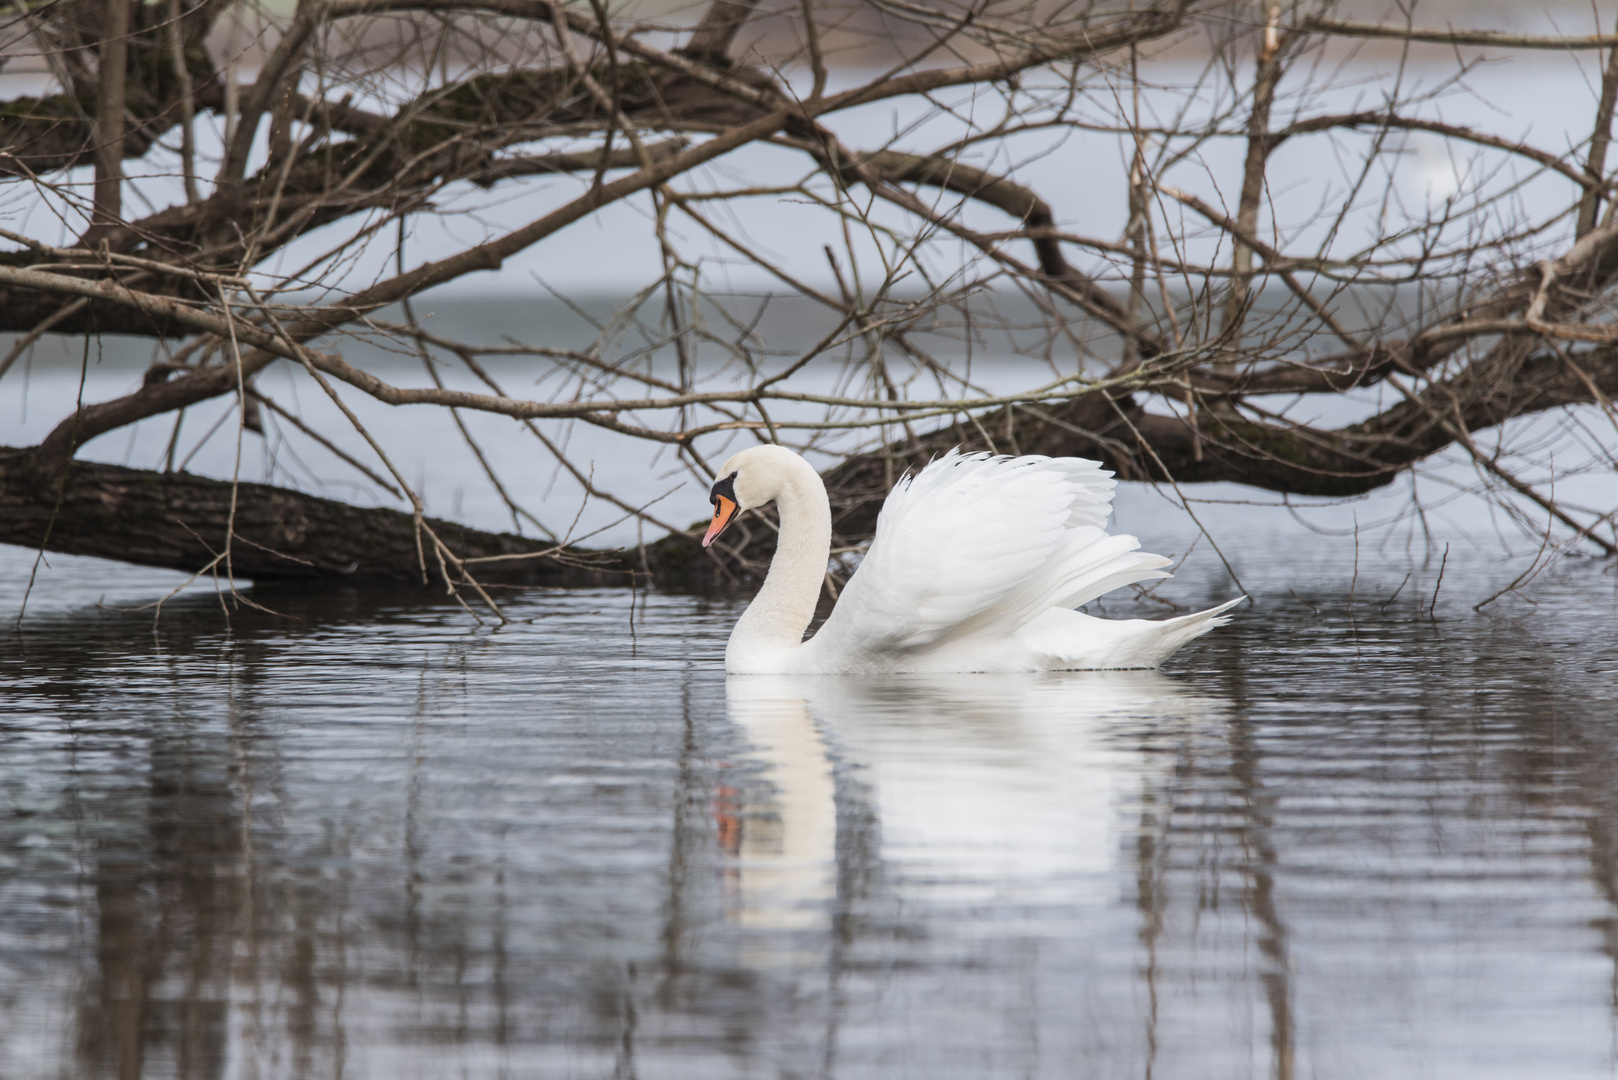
top-left (702, 445), bottom-right (1240, 675)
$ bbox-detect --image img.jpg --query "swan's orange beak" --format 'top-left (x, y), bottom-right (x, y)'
top-left (703, 495), bottom-right (738, 548)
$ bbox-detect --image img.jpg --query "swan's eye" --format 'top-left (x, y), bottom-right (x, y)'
top-left (709, 471), bottom-right (739, 507)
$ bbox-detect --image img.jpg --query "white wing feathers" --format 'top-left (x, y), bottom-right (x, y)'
top-left (813, 450), bottom-right (1171, 665)
top-left (1017, 597), bottom-right (1244, 670)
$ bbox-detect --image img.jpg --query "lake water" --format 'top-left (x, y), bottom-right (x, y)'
top-left (3, 522), bottom-right (1617, 1078)
top-left (7, 18), bottom-right (1618, 1075)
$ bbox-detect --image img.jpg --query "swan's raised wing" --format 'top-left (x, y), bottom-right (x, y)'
top-left (810, 450), bottom-right (1171, 664)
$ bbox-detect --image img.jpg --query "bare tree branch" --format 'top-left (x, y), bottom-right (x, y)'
top-left (1304, 16), bottom-right (1618, 51)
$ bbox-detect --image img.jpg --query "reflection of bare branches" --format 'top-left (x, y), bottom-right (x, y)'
top-left (1135, 774), bottom-right (1168, 1080)
top-left (1226, 714), bottom-right (1295, 1080)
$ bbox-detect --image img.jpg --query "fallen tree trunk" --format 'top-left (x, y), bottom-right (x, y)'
top-left (7, 325), bottom-right (1618, 595)
top-left (4, 334), bottom-right (1615, 593)
top-left (0, 446), bottom-right (715, 588)
top-left (811, 338), bottom-right (1618, 556)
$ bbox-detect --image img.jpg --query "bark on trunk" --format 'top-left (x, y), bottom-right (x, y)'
top-left (803, 340), bottom-right (1618, 568)
top-left (4, 328), bottom-right (1614, 593)
top-left (91, 0), bottom-right (131, 234)
top-left (0, 447), bottom-right (719, 587)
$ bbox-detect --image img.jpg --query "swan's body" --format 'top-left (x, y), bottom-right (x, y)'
top-left (703, 445), bottom-right (1239, 675)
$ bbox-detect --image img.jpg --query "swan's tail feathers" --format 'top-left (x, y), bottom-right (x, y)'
top-left (1140, 596), bottom-right (1245, 666)
top-left (1018, 596), bottom-right (1246, 670)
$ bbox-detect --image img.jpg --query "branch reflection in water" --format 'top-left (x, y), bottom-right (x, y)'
top-left (5, 556), bottom-right (1618, 1079)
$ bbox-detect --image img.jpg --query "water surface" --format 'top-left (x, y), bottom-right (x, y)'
top-left (3, 541), bottom-right (1617, 1079)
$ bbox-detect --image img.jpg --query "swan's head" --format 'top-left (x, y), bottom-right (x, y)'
top-left (701, 444), bottom-right (805, 548)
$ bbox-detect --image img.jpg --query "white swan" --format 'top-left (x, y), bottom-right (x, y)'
top-left (701, 444), bottom-right (1241, 675)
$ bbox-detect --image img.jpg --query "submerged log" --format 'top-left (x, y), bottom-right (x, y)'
top-left (0, 446), bottom-right (714, 588)
top-left (0, 387), bottom-right (1437, 594)
top-left (5, 326), bottom-right (1616, 597)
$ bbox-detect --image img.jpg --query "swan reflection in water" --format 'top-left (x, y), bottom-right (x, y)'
top-left (721, 670), bottom-right (1232, 950)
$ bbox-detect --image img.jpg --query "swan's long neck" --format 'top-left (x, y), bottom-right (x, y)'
top-left (727, 458), bottom-right (831, 667)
